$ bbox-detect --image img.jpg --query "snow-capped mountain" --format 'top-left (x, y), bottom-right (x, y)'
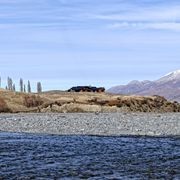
top-left (107, 70), bottom-right (180, 102)
top-left (156, 70), bottom-right (180, 83)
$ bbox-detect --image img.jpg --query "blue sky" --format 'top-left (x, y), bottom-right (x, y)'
top-left (0, 0), bottom-right (180, 91)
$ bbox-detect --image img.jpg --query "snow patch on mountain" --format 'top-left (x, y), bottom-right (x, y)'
top-left (157, 70), bottom-right (180, 83)
top-left (107, 70), bottom-right (180, 101)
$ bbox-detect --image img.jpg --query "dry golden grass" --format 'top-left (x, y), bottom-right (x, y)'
top-left (0, 96), bottom-right (11, 112)
top-left (0, 89), bottom-right (179, 113)
top-left (24, 95), bottom-right (43, 108)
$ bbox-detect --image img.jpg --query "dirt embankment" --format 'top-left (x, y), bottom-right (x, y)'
top-left (0, 89), bottom-right (180, 113)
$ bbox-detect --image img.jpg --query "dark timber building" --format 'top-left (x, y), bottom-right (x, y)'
top-left (67, 86), bottom-right (105, 93)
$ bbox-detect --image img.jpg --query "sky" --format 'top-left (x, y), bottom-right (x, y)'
top-left (0, 0), bottom-right (180, 91)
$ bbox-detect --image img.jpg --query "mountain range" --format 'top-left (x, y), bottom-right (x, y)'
top-left (107, 70), bottom-right (180, 102)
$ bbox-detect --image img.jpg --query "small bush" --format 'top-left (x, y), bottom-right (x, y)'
top-left (24, 95), bottom-right (43, 108)
top-left (0, 97), bottom-right (11, 113)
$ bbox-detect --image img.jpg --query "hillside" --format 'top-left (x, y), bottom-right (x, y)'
top-left (0, 89), bottom-right (180, 113)
top-left (108, 70), bottom-right (180, 102)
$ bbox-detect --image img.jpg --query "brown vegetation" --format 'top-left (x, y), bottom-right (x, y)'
top-left (24, 95), bottom-right (43, 108)
top-left (0, 97), bottom-right (11, 113)
top-left (0, 89), bottom-right (180, 113)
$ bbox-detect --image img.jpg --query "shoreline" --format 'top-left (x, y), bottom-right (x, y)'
top-left (0, 131), bottom-right (180, 139)
top-left (0, 113), bottom-right (180, 137)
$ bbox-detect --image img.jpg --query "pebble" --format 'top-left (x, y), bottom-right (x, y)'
top-left (0, 113), bottom-right (179, 136)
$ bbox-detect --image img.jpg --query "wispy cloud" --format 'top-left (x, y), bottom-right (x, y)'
top-left (1, 0), bottom-right (179, 31)
top-left (94, 6), bottom-right (180, 22)
top-left (108, 22), bottom-right (180, 31)
top-left (91, 2), bottom-right (180, 31)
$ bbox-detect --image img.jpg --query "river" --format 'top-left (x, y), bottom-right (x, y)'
top-left (0, 132), bottom-right (179, 179)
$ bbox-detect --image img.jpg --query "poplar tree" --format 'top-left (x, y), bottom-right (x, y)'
top-left (7, 77), bottom-right (9, 90)
top-left (7, 77), bottom-right (13, 90)
top-left (13, 84), bottom-right (16, 91)
top-left (10, 78), bottom-right (13, 90)
top-left (20, 78), bottom-right (23, 92)
top-left (24, 84), bottom-right (26, 93)
top-left (27, 80), bottom-right (31, 93)
top-left (37, 82), bottom-right (42, 93)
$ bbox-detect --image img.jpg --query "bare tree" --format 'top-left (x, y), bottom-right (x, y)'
top-left (20, 78), bottom-right (23, 92)
top-left (7, 77), bottom-right (9, 90)
top-left (24, 84), bottom-right (26, 93)
top-left (37, 82), bottom-right (42, 93)
top-left (27, 80), bottom-right (31, 93)
top-left (10, 78), bottom-right (13, 90)
top-left (7, 77), bottom-right (13, 90)
top-left (7, 77), bottom-right (10, 90)
top-left (13, 84), bottom-right (16, 91)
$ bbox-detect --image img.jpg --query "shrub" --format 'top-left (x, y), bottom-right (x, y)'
top-left (24, 95), bottom-right (43, 108)
top-left (0, 97), bottom-right (11, 113)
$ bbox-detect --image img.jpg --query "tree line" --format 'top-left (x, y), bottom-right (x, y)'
top-left (0, 77), bottom-right (42, 93)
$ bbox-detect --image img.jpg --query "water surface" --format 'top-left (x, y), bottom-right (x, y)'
top-left (0, 132), bottom-right (180, 179)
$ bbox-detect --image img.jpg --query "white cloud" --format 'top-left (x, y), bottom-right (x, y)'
top-left (108, 22), bottom-right (180, 31)
top-left (90, 4), bottom-right (180, 31)
top-left (147, 22), bottom-right (180, 31)
top-left (94, 5), bottom-right (180, 22)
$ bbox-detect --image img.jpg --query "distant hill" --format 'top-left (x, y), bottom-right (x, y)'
top-left (107, 70), bottom-right (180, 102)
top-left (42, 90), bottom-right (65, 94)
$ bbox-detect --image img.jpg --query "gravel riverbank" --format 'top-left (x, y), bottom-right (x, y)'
top-left (0, 113), bottom-right (179, 136)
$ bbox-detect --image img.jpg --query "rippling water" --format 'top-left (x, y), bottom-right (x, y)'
top-left (0, 132), bottom-right (180, 179)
